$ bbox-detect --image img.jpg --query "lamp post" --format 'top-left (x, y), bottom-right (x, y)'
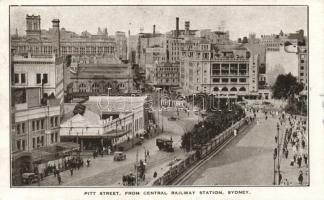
top-left (273, 148), bottom-right (277, 185)
top-left (277, 124), bottom-right (280, 183)
top-left (115, 118), bottom-right (119, 151)
top-left (156, 88), bottom-right (162, 133)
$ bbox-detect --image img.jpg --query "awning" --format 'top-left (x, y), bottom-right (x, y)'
top-left (55, 142), bottom-right (79, 151)
top-left (102, 129), bottom-right (130, 138)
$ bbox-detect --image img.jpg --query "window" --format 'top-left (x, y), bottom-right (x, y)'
top-left (300, 73), bottom-right (304, 76)
top-left (16, 140), bottom-right (21, 150)
top-left (213, 78), bottom-right (220, 83)
top-left (16, 124), bottom-right (21, 134)
top-left (14, 74), bottom-right (19, 84)
top-left (50, 117), bottom-right (54, 127)
top-left (36, 120), bottom-right (39, 130)
top-left (22, 140), bottom-right (25, 151)
top-left (301, 66), bottom-right (304, 70)
top-left (21, 74), bottom-right (26, 84)
top-left (36, 74), bottom-right (41, 84)
top-left (32, 138), bottom-right (36, 148)
top-left (222, 78), bottom-right (229, 83)
top-left (41, 119), bottom-right (44, 129)
top-left (21, 123), bottom-right (25, 133)
top-left (32, 121), bottom-right (35, 131)
top-left (41, 136), bottom-right (44, 146)
top-left (300, 60), bottom-right (305, 63)
top-left (42, 74), bottom-right (48, 84)
top-left (51, 134), bottom-right (54, 143)
top-left (55, 117), bottom-right (58, 126)
top-left (231, 78), bottom-right (237, 83)
top-left (239, 78), bottom-right (246, 83)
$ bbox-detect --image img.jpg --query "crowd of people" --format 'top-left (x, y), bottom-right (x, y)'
top-left (277, 112), bottom-right (308, 185)
top-left (245, 101), bottom-right (308, 186)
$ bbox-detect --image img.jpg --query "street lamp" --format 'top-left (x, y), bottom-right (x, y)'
top-left (273, 148), bottom-right (277, 185)
top-left (156, 88), bottom-right (162, 133)
top-left (276, 124), bottom-right (280, 183)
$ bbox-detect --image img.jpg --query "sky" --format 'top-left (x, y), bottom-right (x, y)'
top-left (10, 6), bottom-right (307, 40)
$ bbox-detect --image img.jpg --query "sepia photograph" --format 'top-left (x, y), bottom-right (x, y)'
top-left (9, 5), bottom-right (310, 188)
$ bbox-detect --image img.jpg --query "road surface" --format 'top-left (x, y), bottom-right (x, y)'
top-left (181, 112), bottom-right (279, 185)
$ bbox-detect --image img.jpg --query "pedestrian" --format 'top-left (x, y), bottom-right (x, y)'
top-left (303, 154), bottom-right (308, 166)
top-left (147, 150), bottom-right (150, 158)
top-left (57, 174), bottom-right (62, 185)
top-left (70, 168), bottom-right (73, 176)
top-left (298, 171), bottom-right (303, 185)
top-left (153, 171), bottom-right (157, 178)
top-left (285, 149), bottom-right (289, 159)
top-left (297, 156), bottom-right (302, 168)
top-left (279, 173), bottom-right (282, 185)
top-left (301, 140), bottom-right (306, 149)
top-left (87, 159), bottom-right (90, 167)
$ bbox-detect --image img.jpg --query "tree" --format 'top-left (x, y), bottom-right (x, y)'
top-left (242, 37), bottom-right (248, 43)
top-left (272, 73), bottom-right (304, 99)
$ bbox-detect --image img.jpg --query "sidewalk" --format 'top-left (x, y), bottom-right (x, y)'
top-left (277, 115), bottom-right (308, 186)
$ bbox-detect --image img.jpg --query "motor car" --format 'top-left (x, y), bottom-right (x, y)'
top-left (168, 116), bottom-right (177, 121)
top-left (22, 173), bottom-right (38, 185)
top-left (113, 151), bottom-right (126, 161)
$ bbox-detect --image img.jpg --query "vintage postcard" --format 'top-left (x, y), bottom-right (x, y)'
top-left (0, 1), bottom-right (323, 200)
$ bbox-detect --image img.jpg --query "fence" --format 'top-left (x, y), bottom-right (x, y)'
top-left (151, 115), bottom-right (254, 185)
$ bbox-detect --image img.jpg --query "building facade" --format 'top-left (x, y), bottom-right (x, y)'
top-left (60, 96), bottom-right (146, 150)
top-left (11, 15), bottom-right (116, 58)
top-left (298, 45), bottom-right (308, 94)
top-left (66, 55), bottom-right (133, 97)
top-left (153, 62), bottom-right (180, 90)
top-left (180, 38), bottom-right (256, 98)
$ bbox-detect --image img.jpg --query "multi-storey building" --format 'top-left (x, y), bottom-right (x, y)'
top-left (13, 54), bottom-right (65, 101)
top-left (180, 38), bottom-right (261, 98)
top-left (60, 96), bottom-right (146, 151)
top-left (266, 44), bottom-right (299, 86)
top-left (66, 55), bottom-right (133, 97)
top-left (115, 31), bottom-right (127, 60)
top-left (153, 62), bottom-right (180, 90)
top-left (11, 15), bottom-right (116, 58)
top-left (260, 30), bottom-right (304, 52)
top-left (10, 52), bottom-right (80, 185)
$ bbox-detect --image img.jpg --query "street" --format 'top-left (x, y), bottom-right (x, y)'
top-left (181, 111), bottom-right (309, 186)
top-left (30, 107), bottom-right (196, 186)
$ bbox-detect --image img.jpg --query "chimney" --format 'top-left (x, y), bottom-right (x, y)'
top-left (176, 17), bottom-right (179, 37)
top-left (185, 21), bottom-right (190, 35)
top-left (153, 24), bottom-right (156, 37)
top-left (52, 19), bottom-right (61, 56)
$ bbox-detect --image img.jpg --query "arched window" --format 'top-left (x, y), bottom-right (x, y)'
top-left (213, 87), bottom-right (219, 91)
top-left (79, 83), bottom-right (87, 92)
top-left (92, 82), bottom-right (100, 93)
top-left (221, 87), bottom-right (228, 91)
top-left (239, 87), bottom-right (246, 91)
top-left (230, 87), bottom-right (237, 91)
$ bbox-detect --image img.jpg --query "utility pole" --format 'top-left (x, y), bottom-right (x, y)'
top-left (135, 148), bottom-right (138, 186)
top-left (277, 124), bottom-right (280, 184)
